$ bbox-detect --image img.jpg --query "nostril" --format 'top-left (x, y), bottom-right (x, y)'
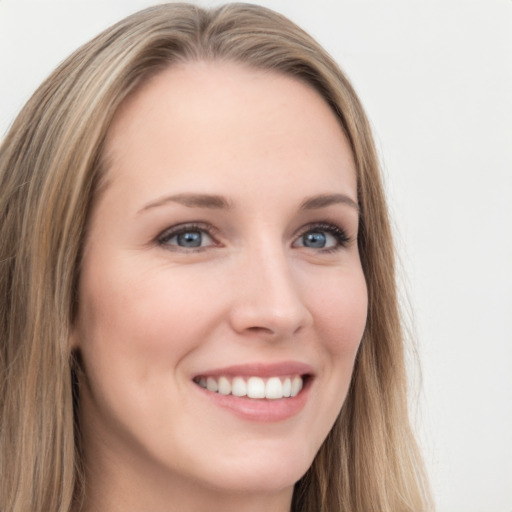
top-left (247, 326), bottom-right (274, 334)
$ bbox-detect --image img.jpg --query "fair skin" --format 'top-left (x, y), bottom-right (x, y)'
top-left (73, 61), bottom-right (367, 512)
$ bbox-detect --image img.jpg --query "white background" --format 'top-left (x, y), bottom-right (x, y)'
top-left (1, 1), bottom-right (511, 510)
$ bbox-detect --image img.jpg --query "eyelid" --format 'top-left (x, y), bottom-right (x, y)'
top-left (157, 222), bottom-right (220, 250)
top-left (155, 220), bottom-right (353, 253)
top-left (293, 222), bottom-right (352, 251)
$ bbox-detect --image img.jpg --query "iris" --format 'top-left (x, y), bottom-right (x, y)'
top-left (302, 231), bottom-right (326, 248)
top-left (177, 231), bottom-right (203, 247)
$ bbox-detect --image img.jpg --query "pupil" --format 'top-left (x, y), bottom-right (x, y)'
top-left (177, 231), bottom-right (202, 247)
top-left (304, 232), bottom-right (326, 248)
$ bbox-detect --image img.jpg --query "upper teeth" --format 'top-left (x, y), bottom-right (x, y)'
top-left (195, 375), bottom-right (304, 400)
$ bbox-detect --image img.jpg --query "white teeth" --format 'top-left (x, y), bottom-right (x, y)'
top-left (282, 377), bottom-right (292, 397)
top-left (231, 376), bottom-right (247, 397)
top-left (291, 376), bottom-right (303, 397)
top-left (218, 376), bottom-right (231, 395)
top-left (196, 375), bottom-right (305, 399)
top-left (206, 377), bottom-right (218, 392)
top-left (265, 377), bottom-right (283, 399)
top-left (247, 377), bottom-right (266, 398)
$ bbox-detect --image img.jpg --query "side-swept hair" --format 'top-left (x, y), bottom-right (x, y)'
top-left (0, 3), bottom-right (432, 511)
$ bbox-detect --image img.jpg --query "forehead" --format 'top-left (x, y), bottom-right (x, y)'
top-left (101, 61), bottom-right (356, 205)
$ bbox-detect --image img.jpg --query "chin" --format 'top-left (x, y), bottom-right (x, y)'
top-left (194, 441), bottom-right (315, 494)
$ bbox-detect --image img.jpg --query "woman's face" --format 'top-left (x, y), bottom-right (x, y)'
top-left (74, 62), bottom-right (367, 508)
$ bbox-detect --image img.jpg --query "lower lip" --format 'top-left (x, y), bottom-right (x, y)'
top-left (194, 378), bottom-right (312, 422)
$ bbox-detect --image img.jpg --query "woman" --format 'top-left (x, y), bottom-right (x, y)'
top-left (0, 3), bottom-right (432, 511)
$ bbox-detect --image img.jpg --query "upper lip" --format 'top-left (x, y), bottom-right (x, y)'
top-left (193, 361), bottom-right (314, 378)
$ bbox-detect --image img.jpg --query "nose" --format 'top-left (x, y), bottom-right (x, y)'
top-left (228, 246), bottom-right (313, 339)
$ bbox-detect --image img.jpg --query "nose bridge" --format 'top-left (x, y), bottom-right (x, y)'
top-left (229, 237), bottom-right (312, 337)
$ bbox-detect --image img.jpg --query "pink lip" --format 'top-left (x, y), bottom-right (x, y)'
top-left (192, 361), bottom-right (314, 423)
top-left (193, 361), bottom-right (314, 378)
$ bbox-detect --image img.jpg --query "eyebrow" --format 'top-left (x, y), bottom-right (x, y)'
top-left (138, 192), bottom-right (359, 214)
top-left (139, 193), bottom-right (232, 213)
top-left (300, 193), bottom-right (359, 213)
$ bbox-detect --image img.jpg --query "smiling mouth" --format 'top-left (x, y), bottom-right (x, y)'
top-left (193, 374), bottom-right (308, 400)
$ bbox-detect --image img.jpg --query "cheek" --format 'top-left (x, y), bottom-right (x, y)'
top-left (309, 268), bottom-right (368, 356)
top-left (299, 268), bottom-right (367, 449)
top-left (76, 259), bottom-right (222, 377)
top-left (74, 262), bottom-right (217, 441)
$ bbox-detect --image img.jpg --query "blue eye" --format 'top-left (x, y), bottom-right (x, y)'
top-left (158, 225), bottom-right (215, 250)
top-left (301, 231), bottom-right (328, 248)
top-left (175, 231), bottom-right (203, 247)
top-left (294, 224), bottom-right (349, 251)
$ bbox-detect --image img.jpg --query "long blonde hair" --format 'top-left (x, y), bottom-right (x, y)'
top-left (0, 3), bottom-right (432, 511)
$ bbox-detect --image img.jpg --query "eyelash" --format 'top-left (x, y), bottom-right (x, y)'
top-left (156, 221), bottom-right (352, 253)
top-left (157, 223), bottom-right (218, 252)
top-left (297, 222), bottom-right (351, 253)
